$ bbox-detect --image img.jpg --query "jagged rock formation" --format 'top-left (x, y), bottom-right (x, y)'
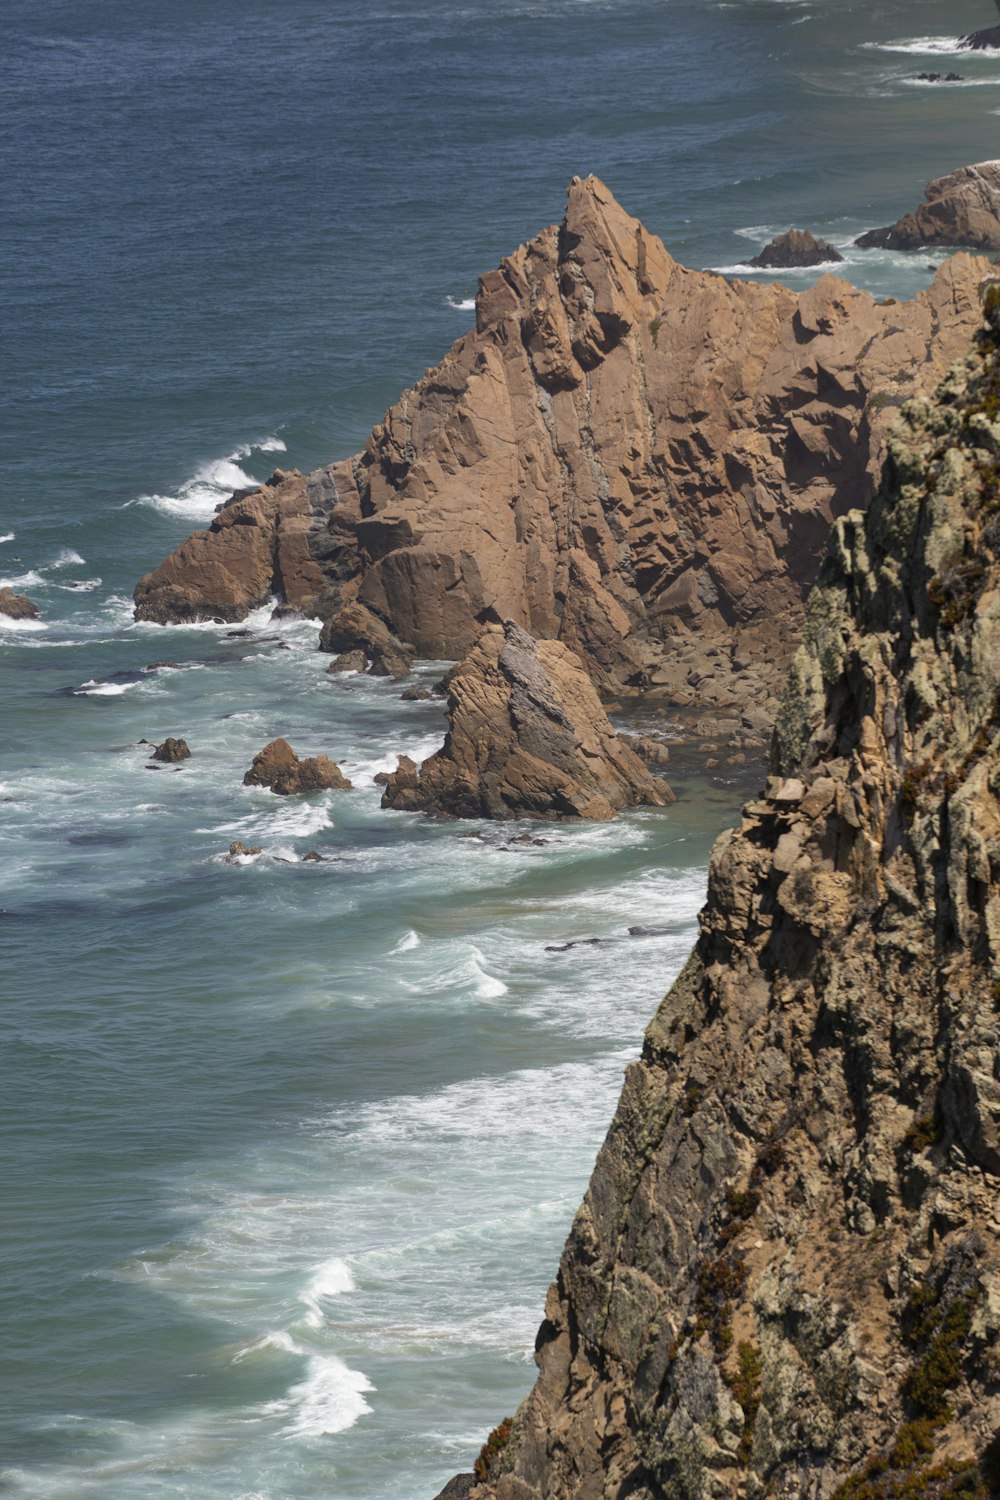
top-left (461, 294), bottom-right (1000, 1496)
top-left (319, 601), bottom-right (413, 678)
top-left (134, 179), bottom-right (988, 721)
top-left (243, 738), bottom-right (351, 795)
top-left (381, 621), bottom-right (673, 820)
top-left (749, 230), bottom-right (844, 269)
top-left (150, 736), bottom-right (190, 763)
top-left (0, 588), bottom-right (39, 619)
top-left (857, 162), bottom-right (1000, 252)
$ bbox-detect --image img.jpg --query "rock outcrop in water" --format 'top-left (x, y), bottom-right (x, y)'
top-left (857, 162), bottom-right (1000, 252)
top-left (243, 738), bottom-right (352, 795)
top-left (749, 229), bottom-right (844, 269)
top-left (381, 620), bottom-right (673, 820)
top-left (456, 291), bottom-right (1000, 1498)
top-left (961, 2), bottom-right (1000, 50)
top-left (0, 588), bottom-right (39, 619)
top-left (134, 178), bottom-right (989, 723)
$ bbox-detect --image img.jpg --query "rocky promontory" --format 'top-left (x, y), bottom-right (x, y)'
top-left (134, 177), bottom-right (989, 722)
top-left (857, 161), bottom-right (1000, 252)
top-left (381, 620), bottom-right (673, 820)
top-left (456, 291), bottom-right (1000, 1498)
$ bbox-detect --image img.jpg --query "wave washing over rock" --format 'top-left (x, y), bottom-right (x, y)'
top-left (449, 287), bottom-right (1000, 1498)
top-left (134, 177), bottom-right (990, 731)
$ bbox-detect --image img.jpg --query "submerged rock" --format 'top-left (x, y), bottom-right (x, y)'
top-left (243, 738), bottom-right (352, 795)
top-left (460, 288), bottom-right (1000, 1498)
top-left (749, 228), bottom-right (844, 268)
top-left (0, 588), bottom-right (39, 619)
top-left (856, 159), bottom-right (1000, 251)
top-left (381, 621), bottom-right (674, 820)
top-left (226, 840), bottom-right (262, 861)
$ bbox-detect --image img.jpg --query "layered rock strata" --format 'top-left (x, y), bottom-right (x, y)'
top-left (134, 179), bottom-right (989, 720)
top-left (462, 294), bottom-right (1000, 1496)
top-left (381, 621), bottom-right (673, 820)
top-left (857, 162), bottom-right (1000, 252)
top-left (243, 738), bottom-right (351, 794)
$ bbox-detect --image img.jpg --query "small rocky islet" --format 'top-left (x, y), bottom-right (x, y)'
top-left (127, 161), bottom-right (1000, 1496)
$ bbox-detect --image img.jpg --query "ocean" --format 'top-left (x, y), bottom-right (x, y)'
top-left (2, 1), bottom-right (997, 1496)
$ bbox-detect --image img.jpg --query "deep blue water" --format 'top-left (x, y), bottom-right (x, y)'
top-left (2, 1), bottom-right (998, 1496)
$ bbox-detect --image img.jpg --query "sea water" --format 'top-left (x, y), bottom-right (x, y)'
top-left (2, 1), bottom-right (997, 1496)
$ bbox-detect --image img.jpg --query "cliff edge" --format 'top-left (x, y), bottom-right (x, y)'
top-left (462, 290), bottom-right (1000, 1496)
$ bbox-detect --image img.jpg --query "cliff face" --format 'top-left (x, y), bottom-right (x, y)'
top-left (470, 294), bottom-right (1000, 1497)
top-left (134, 178), bottom-right (988, 713)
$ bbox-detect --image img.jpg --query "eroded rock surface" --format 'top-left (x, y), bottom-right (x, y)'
top-left (381, 621), bottom-right (673, 820)
top-left (133, 178), bottom-right (988, 721)
top-left (0, 588), bottom-right (39, 619)
top-left (151, 736), bottom-right (190, 763)
top-left (749, 229), bottom-right (844, 268)
top-left (463, 296), bottom-right (1000, 1496)
top-left (857, 161), bottom-right (1000, 251)
top-left (243, 738), bottom-right (352, 795)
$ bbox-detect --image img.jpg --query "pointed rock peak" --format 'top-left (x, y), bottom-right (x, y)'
top-left (561, 173), bottom-right (674, 288)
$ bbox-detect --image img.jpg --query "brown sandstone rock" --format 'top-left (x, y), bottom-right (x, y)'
top-left (381, 621), bottom-right (673, 820)
top-left (151, 736), bottom-right (190, 763)
top-left (327, 649), bottom-right (368, 674)
top-left (856, 160), bottom-right (1000, 251)
top-left (243, 738), bottom-right (352, 795)
top-left (318, 601), bottom-right (413, 678)
top-left (749, 228), bottom-right (844, 268)
top-left (0, 588), bottom-right (39, 620)
top-left (134, 178), bottom-right (988, 718)
top-left (462, 292), bottom-right (1000, 1500)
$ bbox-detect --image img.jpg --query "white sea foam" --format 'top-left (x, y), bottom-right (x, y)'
top-left (50, 548), bottom-right (85, 568)
top-left (73, 679), bottom-right (136, 697)
top-left (300, 1257), bottom-right (356, 1327)
top-left (127, 438), bottom-right (287, 523)
top-left (0, 615), bottom-right (47, 633)
top-left (391, 929), bottom-right (422, 953)
top-left (0, 532), bottom-right (13, 543)
top-left (279, 1353), bottom-right (374, 1437)
top-left (445, 294), bottom-right (476, 311)
top-left (862, 36), bottom-right (966, 56)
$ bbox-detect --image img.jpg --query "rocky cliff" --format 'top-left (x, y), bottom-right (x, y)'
top-left (857, 163), bottom-right (1000, 253)
top-left (134, 179), bottom-right (988, 719)
top-left (461, 290), bottom-right (1000, 1497)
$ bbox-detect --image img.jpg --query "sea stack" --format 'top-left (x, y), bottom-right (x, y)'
top-left (749, 229), bottom-right (844, 269)
top-left (456, 293), bottom-right (1000, 1496)
top-left (381, 621), bottom-right (673, 821)
top-left (961, 0), bottom-right (1000, 50)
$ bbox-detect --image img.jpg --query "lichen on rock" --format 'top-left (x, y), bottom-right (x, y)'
top-left (459, 283), bottom-right (1000, 1500)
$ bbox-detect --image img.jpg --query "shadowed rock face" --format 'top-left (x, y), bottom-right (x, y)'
top-left (134, 178), bottom-right (989, 717)
top-left (464, 296), bottom-right (1000, 1497)
top-left (381, 620), bottom-right (674, 821)
top-left (857, 161), bottom-right (1000, 251)
top-left (961, 2), bottom-right (1000, 50)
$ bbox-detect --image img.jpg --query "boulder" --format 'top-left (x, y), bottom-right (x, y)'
top-left (960, 2), bottom-right (1000, 49)
top-left (856, 160), bottom-right (1000, 251)
top-left (0, 588), bottom-right (39, 620)
top-left (226, 840), bottom-right (262, 860)
top-left (318, 601), bottom-right (413, 678)
top-left (381, 621), bottom-right (674, 820)
top-left (620, 732), bottom-right (671, 766)
top-left (749, 229), bottom-right (844, 268)
top-left (151, 736), bottom-right (190, 763)
top-left (327, 649), bottom-right (368, 674)
top-left (243, 738), bottom-right (352, 795)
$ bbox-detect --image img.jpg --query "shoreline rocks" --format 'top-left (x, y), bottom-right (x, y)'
top-left (381, 621), bottom-right (674, 820)
top-left (131, 177), bottom-right (989, 723)
top-left (748, 228), bottom-right (844, 268)
top-left (856, 160), bottom-right (1000, 251)
top-left (151, 736), bottom-right (190, 764)
top-left (243, 738), bottom-right (352, 795)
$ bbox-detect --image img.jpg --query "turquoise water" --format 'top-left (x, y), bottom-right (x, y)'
top-left (3, 1), bottom-right (999, 1496)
